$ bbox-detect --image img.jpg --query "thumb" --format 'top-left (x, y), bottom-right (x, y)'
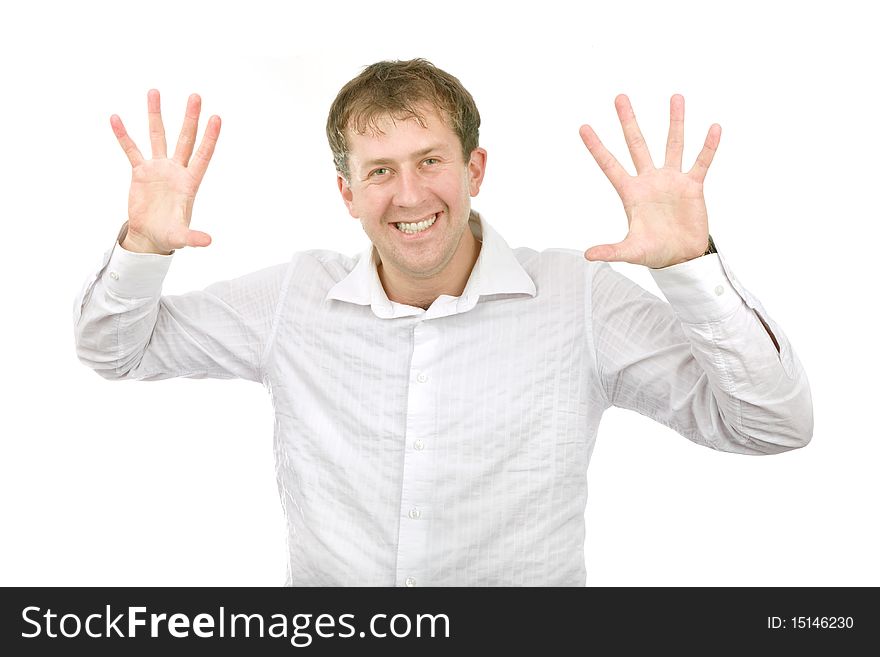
top-left (584, 238), bottom-right (643, 265)
top-left (186, 229), bottom-right (213, 248)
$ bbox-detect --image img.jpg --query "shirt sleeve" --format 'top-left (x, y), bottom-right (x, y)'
top-left (590, 250), bottom-right (813, 455)
top-left (73, 238), bottom-right (293, 383)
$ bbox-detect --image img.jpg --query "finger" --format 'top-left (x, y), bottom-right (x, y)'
top-left (188, 115), bottom-right (222, 184)
top-left (579, 124), bottom-right (629, 192)
top-left (688, 123), bottom-right (722, 184)
top-left (186, 229), bottom-right (212, 248)
top-left (584, 237), bottom-right (645, 266)
top-left (615, 94), bottom-right (654, 174)
top-left (664, 94), bottom-right (685, 170)
top-left (109, 114), bottom-right (144, 167)
top-left (147, 89), bottom-right (167, 159)
top-left (173, 93), bottom-right (202, 166)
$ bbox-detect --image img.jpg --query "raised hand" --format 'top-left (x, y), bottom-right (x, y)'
top-left (110, 90), bottom-right (221, 254)
top-left (579, 94), bottom-right (721, 269)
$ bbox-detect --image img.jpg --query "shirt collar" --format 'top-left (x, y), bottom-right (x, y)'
top-left (325, 211), bottom-right (537, 319)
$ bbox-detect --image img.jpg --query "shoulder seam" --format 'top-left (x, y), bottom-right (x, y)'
top-left (585, 260), bottom-right (613, 409)
top-left (259, 253), bottom-right (301, 379)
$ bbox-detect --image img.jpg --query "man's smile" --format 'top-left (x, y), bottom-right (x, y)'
top-left (392, 211), bottom-right (442, 236)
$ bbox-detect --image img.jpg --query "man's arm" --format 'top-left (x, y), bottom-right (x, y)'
top-left (590, 253), bottom-right (812, 455)
top-left (74, 90), bottom-right (288, 383)
top-left (579, 94), bottom-right (811, 452)
top-left (73, 234), bottom-right (290, 382)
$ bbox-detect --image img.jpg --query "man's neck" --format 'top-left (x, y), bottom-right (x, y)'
top-left (378, 228), bottom-right (481, 310)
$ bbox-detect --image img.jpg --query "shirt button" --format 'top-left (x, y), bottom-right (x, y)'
top-left (714, 285), bottom-right (725, 296)
top-left (413, 439), bottom-right (425, 451)
top-left (416, 372), bottom-right (428, 383)
top-left (408, 508), bottom-right (421, 519)
top-left (405, 577), bottom-right (416, 587)
top-left (109, 271), bottom-right (119, 280)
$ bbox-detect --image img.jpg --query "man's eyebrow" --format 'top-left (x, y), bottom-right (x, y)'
top-left (361, 145), bottom-right (449, 168)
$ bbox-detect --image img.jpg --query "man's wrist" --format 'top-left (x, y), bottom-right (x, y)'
top-left (117, 221), bottom-right (173, 256)
top-left (650, 235), bottom-right (716, 269)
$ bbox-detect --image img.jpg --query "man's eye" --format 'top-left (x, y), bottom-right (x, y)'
top-left (423, 158), bottom-right (439, 165)
top-left (370, 168), bottom-right (389, 177)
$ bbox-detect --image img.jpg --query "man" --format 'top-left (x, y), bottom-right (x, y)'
top-left (74, 59), bottom-right (812, 586)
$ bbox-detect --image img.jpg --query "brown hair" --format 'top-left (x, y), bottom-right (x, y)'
top-left (326, 58), bottom-right (481, 182)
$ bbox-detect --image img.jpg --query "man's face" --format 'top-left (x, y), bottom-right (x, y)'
top-left (338, 107), bottom-right (486, 285)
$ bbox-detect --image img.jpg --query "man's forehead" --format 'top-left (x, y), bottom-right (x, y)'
top-left (347, 109), bottom-right (457, 165)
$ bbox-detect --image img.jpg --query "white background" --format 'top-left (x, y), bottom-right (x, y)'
top-left (1, 0), bottom-right (877, 586)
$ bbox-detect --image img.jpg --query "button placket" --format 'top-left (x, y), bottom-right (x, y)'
top-left (394, 320), bottom-right (437, 588)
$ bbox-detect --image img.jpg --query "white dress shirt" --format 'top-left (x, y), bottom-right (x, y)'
top-left (73, 212), bottom-right (812, 586)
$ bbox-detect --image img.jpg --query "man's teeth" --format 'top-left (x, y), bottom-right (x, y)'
top-left (396, 213), bottom-right (438, 234)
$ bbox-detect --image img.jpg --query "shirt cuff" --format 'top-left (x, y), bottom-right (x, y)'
top-left (103, 240), bottom-right (174, 298)
top-left (649, 253), bottom-right (742, 323)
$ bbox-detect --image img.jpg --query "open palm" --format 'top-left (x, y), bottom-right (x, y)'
top-left (111, 89), bottom-right (221, 254)
top-left (580, 94), bottom-right (720, 269)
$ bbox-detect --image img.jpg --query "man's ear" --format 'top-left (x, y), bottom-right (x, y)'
top-left (468, 147), bottom-right (488, 197)
top-left (337, 173), bottom-right (357, 218)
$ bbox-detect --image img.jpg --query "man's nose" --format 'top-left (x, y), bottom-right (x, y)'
top-left (392, 168), bottom-right (429, 207)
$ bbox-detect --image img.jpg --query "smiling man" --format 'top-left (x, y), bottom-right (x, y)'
top-left (74, 59), bottom-right (812, 586)
top-left (337, 106), bottom-right (485, 310)
top-left (330, 63), bottom-right (488, 310)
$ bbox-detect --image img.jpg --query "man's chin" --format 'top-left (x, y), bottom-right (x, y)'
top-left (379, 251), bottom-right (450, 281)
